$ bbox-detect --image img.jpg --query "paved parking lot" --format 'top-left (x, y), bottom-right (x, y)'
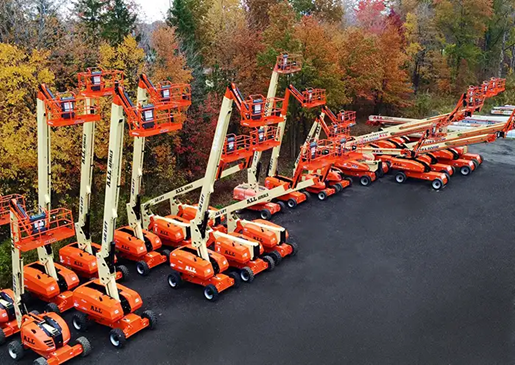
top-left (2, 141), bottom-right (515, 365)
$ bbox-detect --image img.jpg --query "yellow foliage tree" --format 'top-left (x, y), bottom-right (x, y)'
top-left (0, 43), bottom-right (57, 197)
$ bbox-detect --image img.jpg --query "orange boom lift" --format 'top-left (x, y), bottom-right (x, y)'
top-left (71, 84), bottom-right (161, 348)
top-left (7, 197), bottom-right (92, 365)
top-left (57, 69), bottom-right (129, 281)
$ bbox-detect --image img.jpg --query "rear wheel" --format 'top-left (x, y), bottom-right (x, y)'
top-left (44, 302), bottom-right (60, 314)
top-left (117, 264), bottom-right (130, 282)
top-left (360, 176), bottom-right (371, 186)
top-left (109, 328), bottom-right (126, 348)
top-left (33, 357), bottom-right (48, 365)
top-left (260, 209), bottom-right (272, 220)
top-left (167, 271), bottom-right (183, 289)
top-left (395, 172), bottom-right (406, 184)
top-left (472, 159), bottom-right (479, 169)
top-left (460, 165), bottom-right (471, 176)
top-left (72, 312), bottom-right (90, 332)
top-left (142, 310), bottom-right (157, 330)
top-left (317, 191), bottom-right (327, 201)
top-left (240, 267), bottom-right (255, 283)
top-left (228, 271), bottom-right (241, 288)
top-left (76, 336), bottom-right (92, 357)
top-left (431, 178), bottom-right (444, 191)
top-left (287, 242), bottom-right (299, 257)
top-left (302, 191), bottom-right (311, 201)
top-left (8, 340), bottom-right (24, 360)
top-left (136, 261), bottom-right (150, 276)
top-left (344, 177), bottom-right (353, 186)
top-left (203, 284), bottom-right (219, 302)
top-left (287, 198), bottom-right (298, 208)
top-left (263, 255), bottom-right (275, 271)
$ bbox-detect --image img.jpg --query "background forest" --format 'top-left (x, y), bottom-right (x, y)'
top-left (0, 0), bottom-right (514, 285)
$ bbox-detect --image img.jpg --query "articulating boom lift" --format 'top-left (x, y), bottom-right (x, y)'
top-left (71, 85), bottom-right (158, 348)
top-left (7, 197), bottom-right (92, 365)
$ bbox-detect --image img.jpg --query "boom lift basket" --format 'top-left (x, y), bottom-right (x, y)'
top-left (150, 82), bottom-right (192, 109)
top-left (10, 199), bottom-right (74, 252)
top-left (275, 53), bottom-right (302, 74)
top-left (122, 99), bottom-right (185, 137)
top-left (464, 86), bottom-right (484, 113)
top-left (250, 126), bottom-right (281, 151)
top-left (78, 68), bottom-right (125, 97)
top-left (240, 96), bottom-right (284, 127)
top-left (221, 134), bottom-right (254, 163)
top-left (39, 85), bottom-right (101, 127)
top-left (289, 86), bottom-right (326, 108)
top-left (299, 139), bottom-right (337, 170)
top-left (0, 194), bottom-right (24, 226)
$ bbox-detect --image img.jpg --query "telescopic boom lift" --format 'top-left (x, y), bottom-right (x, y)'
top-left (71, 84), bottom-right (159, 348)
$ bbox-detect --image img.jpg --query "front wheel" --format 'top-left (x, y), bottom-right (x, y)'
top-left (317, 191), bottom-right (327, 201)
top-left (44, 302), bottom-right (60, 314)
top-left (8, 340), bottom-right (24, 360)
top-left (277, 201), bottom-right (287, 212)
top-left (395, 172), bottom-right (406, 184)
top-left (33, 357), bottom-right (48, 365)
top-left (72, 312), bottom-right (90, 332)
top-left (431, 178), bottom-right (444, 191)
top-left (240, 267), bottom-right (255, 283)
top-left (117, 264), bottom-right (130, 282)
top-left (263, 255), bottom-right (275, 271)
top-left (460, 165), bottom-right (471, 176)
top-left (76, 336), bottom-right (92, 357)
top-left (260, 209), bottom-right (272, 220)
top-left (142, 310), bottom-right (158, 330)
top-left (136, 261), bottom-right (150, 276)
top-left (287, 198), bottom-right (298, 208)
top-left (203, 284), bottom-right (220, 302)
top-left (269, 250), bottom-right (283, 265)
top-left (287, 242), bottom-right (299, 256)
top-left (360, 176), bottom-right (371, 186)
top-left (228, 271), bottom-right (241, 288)
top-left (167, 271), bottom-right (183, 289)
top-left (109, 328), bottom-right (126, 348)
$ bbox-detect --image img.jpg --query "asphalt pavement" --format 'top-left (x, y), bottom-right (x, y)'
top-left (2, 141), bottom-right (515, 365)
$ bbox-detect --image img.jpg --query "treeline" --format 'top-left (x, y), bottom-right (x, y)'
top-left (0, 0), bottom-right (514, 218)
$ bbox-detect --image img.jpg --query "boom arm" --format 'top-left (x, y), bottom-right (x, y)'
top-left (97, 94), bottom-right (125, 301)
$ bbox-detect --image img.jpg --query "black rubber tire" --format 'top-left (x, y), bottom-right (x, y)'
top-left (203, 284), bottom-right (219, 302)
top-left (302, 191), bottom-right (311, 201)
top-left (472, 159), bottom-right (479, 169)
top-left (240, 267), bottom-right (255, 283)
top-left (8, 340), bottom-right (24, 360)
top-left (263, 255), bottom-right (275, 271)
top-left (287, 198), bottom-right (298, 208)
top-left (76, 336), bottom-right (92, 357)
top-left (44, 302), bottom-right (60, 314)
top-left (109, 328), bottom-right (126, 348)
top-left (167, 271), bottom-right (183, 289)
top-left (277, 201), bottom-right (287, 212)
top-left (431, 178), bottom-right (444, 191)
top-left (72, 312), bottom-right (89, 332)
top-left (345, 177), bottom-right (353, 186)
top-left (228, 271), bottom-right (241, 288)
top-left (0, 328), bottom-right (6, 345)
top-left (260, 209), bottom-right (272, 220)
top-left (460, 165), bottom-right (471, 176)
top-left (395, 172), bottom-right (407, 184)
top-left (142, 310), bottom-right (157, 330)
top-left (360, 176), bottom-right (371, 186)
top-left (136, 261), bottom-right (150, 276)
top-left (329, 185), bottom-right (340, 193)
top-left (33, 357), bottom-right (48, 365)
top-left (335, 183), bottom-right (343, 192)
top-left (287, 242), bottom-right (299, 256)
top-left (451, 166), bottom-right (456, 174)
top-left (317, 191), bottom-right (327, 201)
top-left (162, 249), bottom-right (171, 261)
top-left (441, 172), bottom-right (451, 181)
top-left (117, 265), bottom-right (130, 282)
top-left (270, 250), bottom-right (283, 265)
